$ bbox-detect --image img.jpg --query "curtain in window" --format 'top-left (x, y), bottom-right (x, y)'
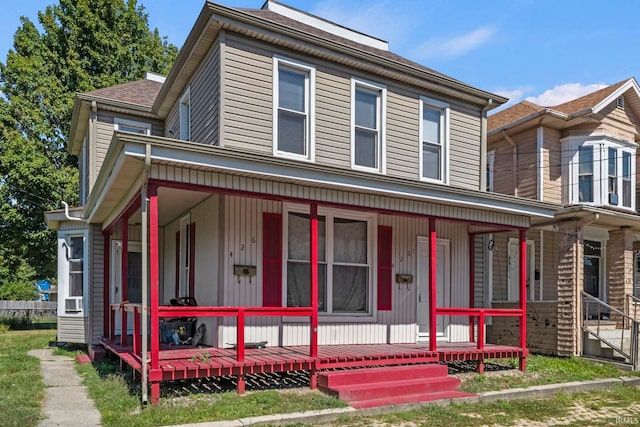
top-left (333, 218), bottom-right (368, 312)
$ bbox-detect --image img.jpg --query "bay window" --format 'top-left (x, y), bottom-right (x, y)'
top-left (568, 138), bottom-right (635, 210)
top-left (285, 206), bottom-right (374, 316)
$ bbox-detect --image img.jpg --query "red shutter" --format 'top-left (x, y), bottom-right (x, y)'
top-left (263, 213), bottom-right (282, 307)
top-left (377, 225), bottom-right (393, 311)
top-left (175, 230), bottom-right (180, 298)
top-left (189, 223), bottom-right (196, 299)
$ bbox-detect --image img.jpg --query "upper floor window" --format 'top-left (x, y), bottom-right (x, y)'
top-left (273, 56), bottom-right (315, 161)
top-left (568, 140), bottom-right (635, 210)
top-left (486, 150), bottom-right (495, 192)
top-left (179, 88), bottom-right (191, 141)
top-left (114, 117), bottom-right (151, 135)
top-left (351, 79), bottom-right (386, 173)
top-left (420, 97), bottom-right (449, 183)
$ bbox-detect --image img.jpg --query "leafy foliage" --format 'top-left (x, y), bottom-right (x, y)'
top-left (0, 0), bottom-right (178, 291)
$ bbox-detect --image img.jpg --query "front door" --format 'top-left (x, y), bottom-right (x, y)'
top-left (110, 241), bottom-right (142, 335)
top-left (416, 237), bottom-right (450, 342)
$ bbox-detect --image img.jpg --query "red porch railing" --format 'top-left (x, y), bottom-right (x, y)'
top-left (109, 304), bottom-right (314, 362)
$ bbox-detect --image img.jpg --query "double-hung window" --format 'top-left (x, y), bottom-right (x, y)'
top-left (179, 87), bottom-right (191, 141)
top-left (578, 145), bottom-right (594, 203)
top-left (622, 151), bottom-right (632, 207)
top-left (352, 79), bottom-right (385, 172)
top-left (59, 232), bottom-right (87, 315)
top-left (420, 97), bottom-right (449, 183)
top-left (273, 57), bottom-right (315, 161)
top-left (608, 147), bottom-right (617, 204)
top-left (285, 205), bottom-right (374, 316)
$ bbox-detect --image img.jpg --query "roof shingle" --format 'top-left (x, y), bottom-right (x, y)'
top-left (82, 79), bottom-right (163, 108)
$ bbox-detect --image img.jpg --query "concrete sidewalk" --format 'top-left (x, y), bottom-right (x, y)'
top-left (28, 348), bottom-right (101, 427)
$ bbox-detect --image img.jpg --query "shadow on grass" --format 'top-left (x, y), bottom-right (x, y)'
top-left (0, 316), bottom-right (57, 330)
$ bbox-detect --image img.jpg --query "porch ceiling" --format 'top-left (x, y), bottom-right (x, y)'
top-left (85, 133), bottom-right (558, 229)
top-left (533, 205), bottom-right (640, 232)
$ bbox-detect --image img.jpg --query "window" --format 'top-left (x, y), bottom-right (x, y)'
top-left (351, 79), bottom-right (385, 172)
top-left (486, 150), bottom-right (495, 192)
top-left (58, 231), bottom-right (87, 315)
top-left (285, 206), bottom-right (374, 316)
top-left (568, 139), bottom-right (635, 210)
top-left (273, 56), bottom-right (314, 160)
top-left (420, 97), bottom-right (449, 183)
top-left (114, 117), bottom-right (151, 135)
top-left (179, 88), bottom-right (191, 141)
top-left (623, 151), bottom-right (632, 207)
top-left (178, 215), bottom-right (191, 297)
top-left (578, 146), bottom-right (594, 203)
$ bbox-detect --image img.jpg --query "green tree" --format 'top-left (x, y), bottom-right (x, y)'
top-left (0, 0), bottom-right (177, 292)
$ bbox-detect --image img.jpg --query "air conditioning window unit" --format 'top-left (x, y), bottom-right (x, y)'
top-left (65, 297), bottom-right (83, 313)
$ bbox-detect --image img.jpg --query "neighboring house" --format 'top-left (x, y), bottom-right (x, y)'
top-left (487, 78), bottom-right (640, 360)
top-left (46, 1), bottom-right (555, 403)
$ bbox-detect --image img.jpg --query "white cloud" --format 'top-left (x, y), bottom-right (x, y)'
top-left (525, 83), bottom-right (607, 106)
top-left (493, 87), bottom-right (532, 104)
top-left (411, 26), bottom-right (497, 60)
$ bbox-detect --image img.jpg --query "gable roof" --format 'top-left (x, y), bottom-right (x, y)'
top-left (488, 78), bottom-right (640, 134)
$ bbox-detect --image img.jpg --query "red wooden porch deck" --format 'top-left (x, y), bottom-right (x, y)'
top-left (101, 337), bottom-right (525, 382)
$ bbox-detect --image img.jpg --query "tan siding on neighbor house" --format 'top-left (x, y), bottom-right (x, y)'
top-left (543, 129), bottom-right (563, 204)
top-left (514, 128), bottom-right (538, 199)
top-left (598, 101), bottom-right (640, 142)
top-left (490, 138), bottom-right (515, 196)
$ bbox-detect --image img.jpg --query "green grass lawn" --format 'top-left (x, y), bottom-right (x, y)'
top-left (0, 329), bottom-right (56, 427)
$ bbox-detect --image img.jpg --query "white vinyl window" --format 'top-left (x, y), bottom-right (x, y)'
top-left (114, 117), bottom-right (151, 135)
top-left (420, 97), bottom-right (449, 183)
top-left (179, 87), bottom-right (191, 141)
top-left (486, 150), bottom-right (495, 192)
top-left (284, 204), bottom-right (375, 317)
top-left (58, 231), bottom-right (88, 316)
top-left (351, 79), bottom-right (386, 173)
top-left (567, 139), bottom-right (635, 210)
top-left (273, 56), bottom-right (315, 161)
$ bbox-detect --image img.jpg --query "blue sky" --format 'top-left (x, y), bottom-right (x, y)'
top-left (2, 0), bottom-right (640, 110)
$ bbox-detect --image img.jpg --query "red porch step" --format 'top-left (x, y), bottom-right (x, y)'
top-left (318, 364), bottom-right (474, 409)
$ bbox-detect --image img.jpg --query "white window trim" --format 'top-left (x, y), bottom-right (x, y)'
top-left (179, 87), bottom-right (191, 141)
top-left (565, 137), bottom-right (636, 211)
top-left (272, 55), bottom-right (315, 162)
top-left (419, 96), bottom-right (449, 184)
top-left (282, 202), bottom-right (377, 322)
top-left (582, 236), bottom-right (607, 302)
top-left (57, 230), bottom-right (88, 317)
top-left (351, 78), bottom-right (386, 174)
top-left (114, 117), bottom-right (151, 135)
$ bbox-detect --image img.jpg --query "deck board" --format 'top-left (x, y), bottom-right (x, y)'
top-left (101, 336), bottom-right (524, 383)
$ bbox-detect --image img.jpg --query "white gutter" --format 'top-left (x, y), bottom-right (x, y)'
top-left (140, 143), bottom-right (151, 405)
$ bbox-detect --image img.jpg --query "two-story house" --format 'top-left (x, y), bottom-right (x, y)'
top-left (46, 1), bottom-right (555, 404)
top-left (487, 79), bottom-right (640, 362)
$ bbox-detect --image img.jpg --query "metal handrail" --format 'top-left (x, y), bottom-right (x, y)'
top-left (626, 294), bottom-right (640, 327)
top-left (582, 292), bottom-right (639, 370)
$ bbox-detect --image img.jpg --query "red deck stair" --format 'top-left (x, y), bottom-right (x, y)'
top-left (318, 364), bottom-right (474, 408)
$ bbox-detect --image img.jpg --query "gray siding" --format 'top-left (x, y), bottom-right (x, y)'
top-left (220, 33), bottom-right (483, 189)
top-left (58, 316), bottom-right (87, 343)
top-left (89, 224), bottom-right (104, 344)
top-left (165, 41), bottom-right (221, 146)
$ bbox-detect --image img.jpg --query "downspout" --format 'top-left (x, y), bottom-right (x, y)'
top-left (61, 201), bottom-right (85, 222)
top-left (502, 130), bottom-right (518, 197)
top-left (140, 143), bottom-right (151, 405)
top-left (479, 99), bottom-right (493, 192)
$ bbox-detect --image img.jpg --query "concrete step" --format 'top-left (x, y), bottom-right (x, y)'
top-left (350, 390), bottom-right (475, 409)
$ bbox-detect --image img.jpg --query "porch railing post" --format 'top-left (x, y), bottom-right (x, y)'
top-left (310, 203), bottom-right (319, 359)
top-left (237, 308), bottom-right (245, 362)
top-left (519, 229), bottom-right (527, 371)
top-left (478, 310), bottom-right (485, 350)
top-left (428, 218), bottom-right (437, 352)
top-left (148, 183), bottom-right (161, 403)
